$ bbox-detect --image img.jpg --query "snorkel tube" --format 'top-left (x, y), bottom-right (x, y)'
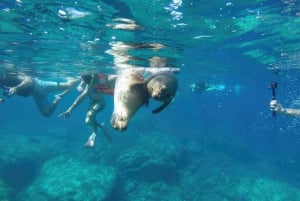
top-left (268, 82), bottom-right (278, 117)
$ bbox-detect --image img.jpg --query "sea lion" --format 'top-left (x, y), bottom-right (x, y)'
top-left (146, 73), bottom-right (178, 113)
top-left (110, 71), bottom-right (149, 131)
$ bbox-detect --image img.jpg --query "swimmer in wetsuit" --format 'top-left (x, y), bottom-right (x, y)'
top-left (59, 73), bottom-right (117, 148)
top-left (190, 82), bottom-right (225, 93)
top-left (0, 73), bottom-right (78, 116)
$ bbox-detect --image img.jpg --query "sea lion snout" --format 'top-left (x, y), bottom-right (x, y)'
top-left (151, 85), bottom-right (167, 99)
top-left (110, 113), bottom-right (128, 131)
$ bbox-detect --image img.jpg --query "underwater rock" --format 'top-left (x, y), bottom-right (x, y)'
top-left (17, 155), bottom-right (117, 201)
top-left (0, 131), bottom-right (68, 197)
top-left (178, 150), bottom-right (300, 201)
top-left (116, 131), bottom-right (183, 183)
top-left (124, 180), bottom-right (182, 201)
top-left (0, 131), bottom-right (65, 169)
top-left (232, 174), bottom-right (300, 201)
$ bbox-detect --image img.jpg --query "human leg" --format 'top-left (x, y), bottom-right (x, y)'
top-left (34, 78), bottom-right (79, 94)
top-left (57, 78), bottom-right (79, 90)
top-left (84, 101), bottom-right (105, 147)
top-left (34, 95), bottom-right (60, 117)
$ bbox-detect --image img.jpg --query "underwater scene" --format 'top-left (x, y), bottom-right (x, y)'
top-left (1, 0), bottom-right (300, 200)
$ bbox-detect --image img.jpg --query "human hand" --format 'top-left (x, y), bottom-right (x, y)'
top-left (77, 85), bottom-right (84, 93)
top-left (270, 100), bottom-right (284, 112)
top-left (8, 87), bottom-right (17, 96)
top-left (58, 109), bottom-right (72, 119)
top-left (77, 80), bottom-right (85, 92)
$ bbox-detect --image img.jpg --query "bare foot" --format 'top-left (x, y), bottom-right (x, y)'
top-left (85, 132), bottom-right (97, 148)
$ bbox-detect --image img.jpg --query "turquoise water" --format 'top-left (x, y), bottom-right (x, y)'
top-left (1, 0), bottom-right (300, 200)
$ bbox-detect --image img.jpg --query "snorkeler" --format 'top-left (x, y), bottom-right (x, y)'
top-left (0, 73), bottom-right (79, 116)
top-left (190, 82), bottom-right (225, 93)
top-left (58, 73), bottom-right (117, 148)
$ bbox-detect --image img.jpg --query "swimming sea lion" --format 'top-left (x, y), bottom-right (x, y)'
top-left (110, 71), bottom-right (149, 131)
top-left (146, 73), bottom-right (178, 113)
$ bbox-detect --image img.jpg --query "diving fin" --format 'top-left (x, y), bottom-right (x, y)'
top-left (97, 122), bottom-right (112, 143)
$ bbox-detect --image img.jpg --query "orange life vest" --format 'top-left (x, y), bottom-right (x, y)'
top-left (93, 73), bottom-right (114, 95)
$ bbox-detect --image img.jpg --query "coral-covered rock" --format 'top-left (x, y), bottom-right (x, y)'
top-left (0, 131), bottom-right (65, 168)
top-left (17, 155), bottom-right (117, 201)
top-left (0, 130), bottom-right (68, 198)
top-left (178, 150), bottom-right (300, 201)
top-left (124, 180), bottom-right (182, 201)
top-left (116, 131), bottom-right (183, 182)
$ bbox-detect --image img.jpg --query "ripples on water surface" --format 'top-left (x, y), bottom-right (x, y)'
top-left (0, 0), bottom-right (299, 76)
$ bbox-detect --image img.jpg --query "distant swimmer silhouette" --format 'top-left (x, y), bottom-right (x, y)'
top-left (0, 73), bottom-right (79, 117)
top-left (190, 82), bottom-right (225, 93)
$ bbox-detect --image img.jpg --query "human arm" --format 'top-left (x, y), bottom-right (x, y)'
top-left (270, 100), bottom-right (300, 117)
top-left (282, 108), bottom-right (300, 116)
top-left (8, 75), bottom-right (33, 96)
top-left (76, 79), bottom-right (85, 92)
top-left (58, 82), bottom-right (90, 118)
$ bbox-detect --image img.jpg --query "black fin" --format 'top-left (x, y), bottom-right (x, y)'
top-left (97, 123), bottom-right (112, 143)
top-left (152, 101), bottom-right (170, 114)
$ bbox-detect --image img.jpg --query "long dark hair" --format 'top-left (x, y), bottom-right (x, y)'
top-left (81, 74), bottom-right (93, 84)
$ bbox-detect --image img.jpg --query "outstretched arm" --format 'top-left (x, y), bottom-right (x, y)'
top-left (270, 100), bottom-right (300, 117)
top-left (58, 83), bottom-right (90, 118)
top-left (8, 75), bottom-right (33, 96)
top-left (283, 108), bottom-right (300, 116)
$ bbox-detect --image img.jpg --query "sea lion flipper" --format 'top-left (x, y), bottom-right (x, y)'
top-left (152, 101), bottom-right (170, 114)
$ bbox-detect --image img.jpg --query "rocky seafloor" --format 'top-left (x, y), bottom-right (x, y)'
top-left (0, 127), bottom-right (300, 201)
